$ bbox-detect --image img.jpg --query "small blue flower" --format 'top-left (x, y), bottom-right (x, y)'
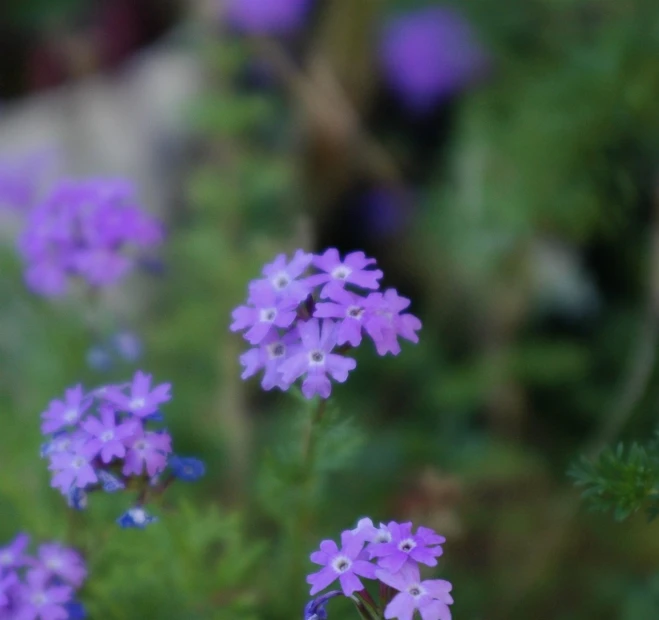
top-left (98, 470), bottom-right (125, 492)
top-left (64, 601), bottom-right (87, 619)
top-left (304, 591), bottom-right (343, 620)
top-left (169, 456), bottom-right (206, 482)
top-left (117, 507), bottom-right (158, 529)
top-left (67, 487), bottom-right (88, 511)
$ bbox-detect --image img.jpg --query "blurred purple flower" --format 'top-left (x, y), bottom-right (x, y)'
top-left (379, 7), bottom-right (489, 112)
top-left (104, 370), bottom-right (171, 418)
top-left (15, 569), bottom-right (72, 620)
top-left (0, 535), bottom-right (30, 572)
top-left (17, 178), bottom-right (163, 297)
top-left (224, 0), bottom-right (313, 35)
top-left (36, 544), bottom-right (86, 588)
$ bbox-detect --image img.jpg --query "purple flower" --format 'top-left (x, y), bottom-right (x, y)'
top-left (239, 331), bottom-right (300, 390)
top-left (307, 531), bottom-right (377, 596)
top-left (314, 289), bottom-right (373, 347)
top-left (15, 569), bottom-right (72, 620)
top-left (249, 250), bottom-right (313, 302)
top-left (36, 544), bottom-right (86, 588)
top-left (123, 429), bottom-right (172, 478)
top-left (224, 0), bottom-right (313, 35)
top-left (0, 534), bottom-right (30, 571)
top-left (309, 249), bottom-right (383, 299)
top-left (81, 406), bottom-right (137, 463)
top-left (49, 448), bottom-right (98, 493)
top-left (363, 289), bottom-right (422, 356)
top-left (368, 522), bottom-right (445, 573)
top-left (104, 370), bottom-right (171, 418)
top-left (350, 518), bottom-right (392, 544)
top-left (41, 386), bottom-right (89, 434)
top-left (231, 288), bottom-right (299, 345)
top-left (379, 7), bottom-right (489, 113)
top-left (279, 319), bottom-right (356, 399)
top-left (377, 563), bottom-right (453, 620)
top-left (17, 178), bottom-right (163, 297)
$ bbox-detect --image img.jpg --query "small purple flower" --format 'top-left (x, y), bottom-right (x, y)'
top-left (104, 370), bottom-right (171, 418)
top-left (15, 569), bottom-right (72, 620)
top-left (249, 250), bottom-right (313, 302)
top-left (41, 386), bottom-right (89, 434)
top-left (364, 289), bottom-right (422, 356)
top-left (224, 0), bottom-right (313, 35)
top-left (309, 249), bottom-right (383, 299)
top-left (117, 507), bottom-right (158, 529)
top-left (279, 319), bottom-right (356, 399)
top-left (307, 531), bottom-right (377, 596)
top-left (379, 7), bottom-right (489, 113)
top-left (231, 288), bottom-right (299, 345)
top-left (314, 289), bottom-right (372, 347)
top-left (368, 522), bottom-right (445, 573)
top-left (377, 563), bottom-right (453, 620)
top-left (122, 429), bottom-right (172, 478)
top-left (111, 331), bottom-right (142, 363)
top-left (303, 590), bottom-right (343, 620)
top-left (49, 448), bottom-right (98, 493)
top-left (239, 331), bottom-right (300, 390)
top-left (169, 456), bottom-right (206, 482)
top-left (0, 534), bottom-right (30, 571)
top-left (81, 406), bottom-right (137, 464)
top-left (350, 518), bottom-right (392, 545)
top-left (36, 544), bottom-right (86, 588)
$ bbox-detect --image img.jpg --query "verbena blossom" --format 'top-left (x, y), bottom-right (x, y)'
top-left (231, 248), bottom-right (421, 398)
top-left (379, 7), bottom-right (489, 113)
top-left (39, 370), bottom-right (204, 527)
top-left (223, 0), bottom-right (313, 35)
top-left (0, 534), bottom-right (87, 619)
top-left (304, 519), bottom-right (453, 620)
top-left (17, 178), bottom-right (163, 296)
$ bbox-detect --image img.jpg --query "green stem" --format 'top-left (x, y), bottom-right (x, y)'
top-left (302, 398), bottom-right (327, 468)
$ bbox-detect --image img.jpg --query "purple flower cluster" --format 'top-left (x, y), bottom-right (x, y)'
top-left (306, 518), bottom-right (453, 620)
top-left (0, 533), bottom-right (86, 620)
top-left (40, 371), bottom-right (204, 528)
top-left (379, 7), bottom-right (489, 113)
top-left (17, 178), bottom-right (163, 297)
top-left (230, 249), bottom-right (422, 399)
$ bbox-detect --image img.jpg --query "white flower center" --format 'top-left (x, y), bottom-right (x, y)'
top-left (63, 408), bottom-right (78, 423)
top-left (100, 430), bottom-right (114, 442)
top-left (331, 265), bottom-right (352, 280)
top-left (46, 557), bottom-right (63, 570)
top-left (331, 555), bottom-right (352, 574)
top-left (398, 538), bottom-right (416, 553)
top-left (133, 440), bottom-right (148, 452)
top-left (346, 305), bottom-right (364, 319)
top-left (72, 456), bottom-right (86, 469)
top-left (267, 342), bottom-right (286, 359)
top-left (0, 552), bottom-right (12, 565)
top-left (407, 584), bottom-right (425, 598)
top-left (374, 529), bottom-right (392, 543)
top-left (308, 350), bottom-right (325, 365)
top-left (130, 508), bottom-right (146, 524)
top-left (272, 272), bottom-right (290, 290)
top-left (130, 398), bottom-right (146, 410)
top-left (260, 308), bottom-right (278, 323)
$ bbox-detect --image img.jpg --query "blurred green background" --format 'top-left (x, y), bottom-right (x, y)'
top-left (2, 0), bottom-right (659, 618)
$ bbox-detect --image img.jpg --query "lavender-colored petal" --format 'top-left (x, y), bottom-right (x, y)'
top-left (307, 566), bottom-right (338, 595)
